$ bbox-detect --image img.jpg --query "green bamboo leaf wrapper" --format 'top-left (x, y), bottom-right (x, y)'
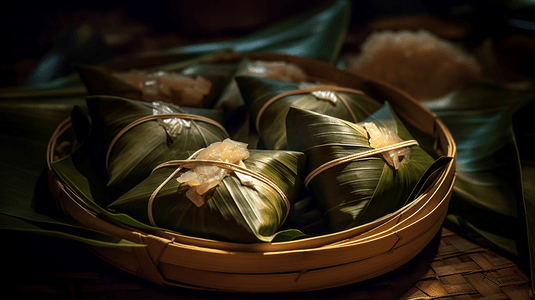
top-left (108, 150), bottom-right (306, 243)
top-left (236, 76), bottom-right (382, 150)
top-left (286, 103), bottom-right (436, 231)
top-left (78, 61), bottom-right (232, 108)
top-left (85, 95), bottom-right (229, 194)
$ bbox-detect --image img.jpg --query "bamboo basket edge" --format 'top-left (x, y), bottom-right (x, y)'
top-left (45, 52), bottom-right (457, 292)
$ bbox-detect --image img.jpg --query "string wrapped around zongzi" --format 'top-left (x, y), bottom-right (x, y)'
top-left (86, 95), bottom-right (229, 194)
top-left (108, 139), bottom-right (307, 243)
top-left (236, 76), bottom-right (383, 150)
top-left (286, 102), bottom-right (436, 232)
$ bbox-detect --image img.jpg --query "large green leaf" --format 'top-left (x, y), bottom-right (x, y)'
top-left (83, 96), bottom-right (229, 194)
top-left (513, 95), bottom-right (535, 288)
top-left (237, 76), bottom-right (383, 150)
top-left (168, 0), bottom-right (351, 63)
top-left (512, 96), bottom-right (535, 285)
top-left (0, 101), bottom-right (75, 224)
top-left (424, 83), bottom-right (535, 276)
top-left (0, 214), bottom-right (142, 248)
top-left (108, 150), bottom-right (306, 243)
top-left (0, 73), bottom-right (86, 98)
top-left (50, 138), bottom-right (160, 231)
top-left (286, 103), bottom-right (436, 231)
top-left (520, 152), bottom-right (535, 287)
top-left (0, 101), bottom-right (142, 247)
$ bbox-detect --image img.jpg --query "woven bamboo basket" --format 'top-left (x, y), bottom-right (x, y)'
top-left (46, 52), bottom-right (456, 293)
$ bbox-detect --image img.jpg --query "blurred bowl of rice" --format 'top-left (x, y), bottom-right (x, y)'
top-left (342, 29), bottom-right (482, 101)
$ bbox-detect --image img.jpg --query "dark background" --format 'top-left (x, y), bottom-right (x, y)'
top-left (2, 0), bottom-right (534, 86)
top-left (1, 1), bottom-right (534, 299)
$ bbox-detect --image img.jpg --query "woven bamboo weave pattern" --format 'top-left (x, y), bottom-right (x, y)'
top-left (400, 228), bottom-right (532, 300)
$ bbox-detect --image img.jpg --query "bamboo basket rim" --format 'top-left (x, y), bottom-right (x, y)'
top-left (45, 51), bottom-right (457, 292)
top-left (47, 117), bottom-right (455, 252)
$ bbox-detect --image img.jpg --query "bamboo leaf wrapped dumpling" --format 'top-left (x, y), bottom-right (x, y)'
top-left (86, 95), bottom-right (229, 194)
top-left (79, 65), bottom-right (214, 107)
top-left (236, 76), bottom-right (383, 150)
top-left (286, 103), bottom-right (436, 231)
top-left (108, 139), bottom-right (307, 243)
top-left (77, 54), bottom-right (230, 108)
top-left (210, 59), bottom-right (310, 143)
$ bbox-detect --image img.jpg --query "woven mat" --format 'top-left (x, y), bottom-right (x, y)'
top-left (1, 227), bottom-right (532, 300)
top-left (400, 228), bottom-right (532, 300)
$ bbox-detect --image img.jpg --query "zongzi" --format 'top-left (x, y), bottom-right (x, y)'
top-left (113, 70), bottom-right (212, 106)
top-left (77, 65), bottom-right (215, 108)
top-left (108, 139), bottom-right (307, 243)
top-left (286, 102), bottom-right (436, 231)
